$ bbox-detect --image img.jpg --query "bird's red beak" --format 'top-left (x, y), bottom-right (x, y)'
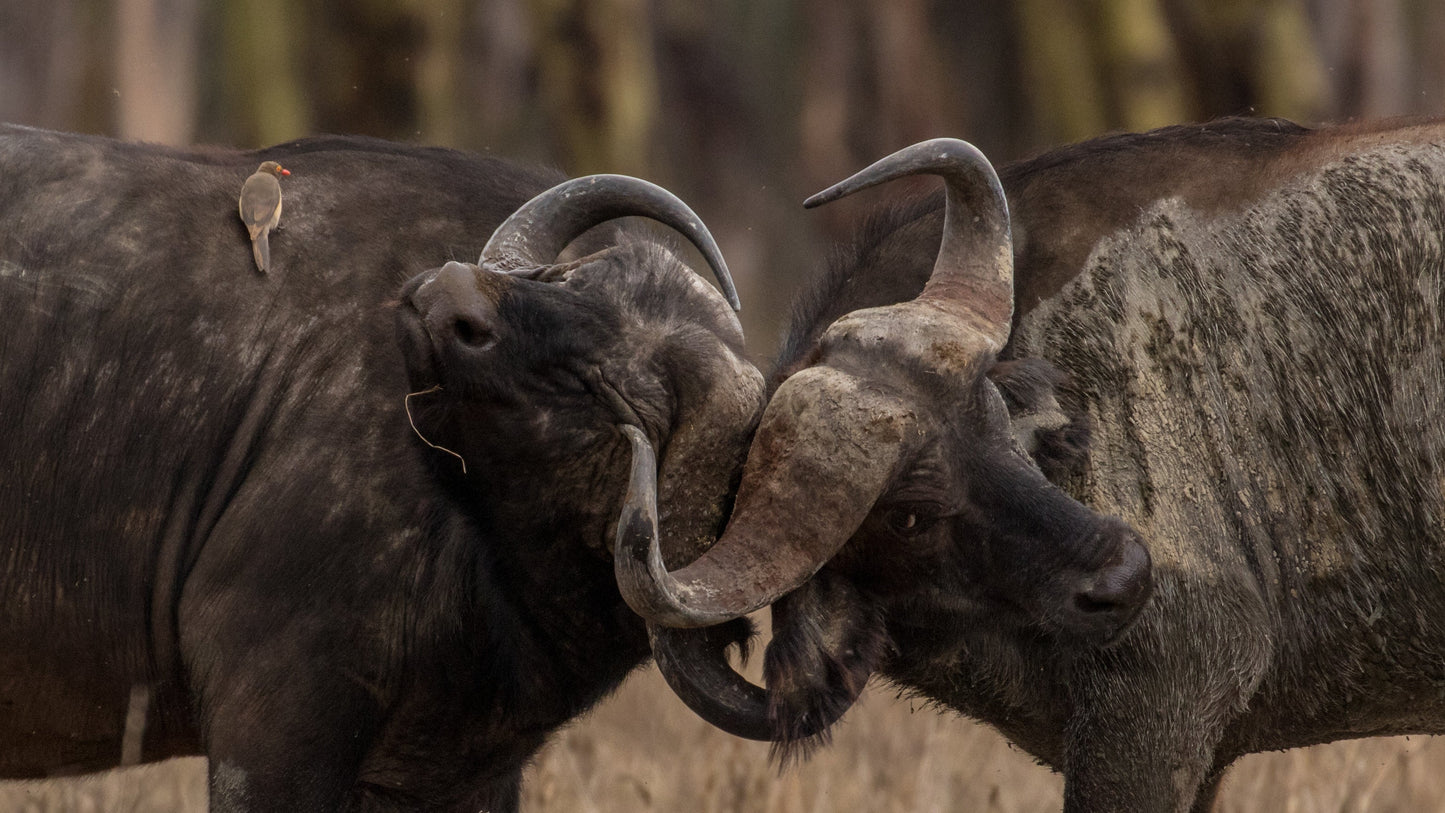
top-left (280, 168), bottom-right (291, 176)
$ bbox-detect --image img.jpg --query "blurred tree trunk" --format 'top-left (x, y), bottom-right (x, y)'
top-left (797, 0), bottom-right (860, 191)
top-left (798, 0), bottom-right (962, 236)
top-left (650, 1), bottom-right (814, 357)
top-left (403, 0), bottom-right (467, 147)
top-left (221, 0), bottom-right (309, 145)
top-left (0, 0), bottom-right (95, 132)
top-left (1015, 0), bottom-right (1189, 145)
top-left (467, 0), bottom-right (542, 157)
top-left (863, 0), bottom-right (960, 155)
top-left (525, 0), bottom-right (658, 175)
top-left (930, 1), bottom-right (1031, 161)
top-left (1162, 0), bottom-right (1329, 122)
top-left (1311, 0), bottom-right (1413, 119)
top-left (1014, 0), bottom-right (1111, 144)
top-left (115, 0), bottom-right (199, 144)
top-left (1093, 0), bottom-right (1190, 130)
top-left (302, 0), bottom-right (466, 146)
top-left (1410, 0), bottom-right (1445, 114)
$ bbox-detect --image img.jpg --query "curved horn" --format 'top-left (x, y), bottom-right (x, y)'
top-left (648, 622), bottom-right (853, 744)
top-left (615, 367), bottom-right (911, 627)
top-left (805, 138), bottom-right (1013, 345)
top-left (648, 623), bottom-right (774, 741)
top-left (480, 174), bottom-right (741, 311)
top-left (649, 570), bottom-right (879, 747)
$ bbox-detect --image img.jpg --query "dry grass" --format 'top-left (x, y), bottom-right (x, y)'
top-left (5, 667), bottom-right (1444, 812)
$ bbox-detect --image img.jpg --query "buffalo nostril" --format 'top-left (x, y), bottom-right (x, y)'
top-left (1074, 537), bottom-right (1152, 616)
top-left (1074, 592), bottom-right (1116, 615)
top-left (451, 316), bottom-right (495, 349)
top-left (409, 261), bottom-right (503, 354)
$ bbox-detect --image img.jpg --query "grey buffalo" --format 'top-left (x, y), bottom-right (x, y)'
top-left (0, 125), bottom-right (763, 811)
top-left (624, 118), bottom-right (1445, 812)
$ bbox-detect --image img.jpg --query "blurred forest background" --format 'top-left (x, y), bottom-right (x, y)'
top-left (6, 1), bottom-right (1445, 811)
top-left (5, 0), bottom-right (1445, 349)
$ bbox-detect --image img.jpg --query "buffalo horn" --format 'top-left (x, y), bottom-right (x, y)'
top-left (615, 141), bottom-right (1010, 627)
top-left (648, 623), bottom-right (773, 741)
top-left (614, 424), bottom-right (770, 627)
top-left (648, 623), bottom-right (846, 742)
top-left (615, 368), bottom-right (909, 627)
top-left (479, 174), bottom-right (741, 311)
top-left (806, 138), bottom-right (1013, 345)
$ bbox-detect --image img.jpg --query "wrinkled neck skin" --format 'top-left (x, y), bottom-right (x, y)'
top-left (372, 276), bottom-right (759, 802)
top-left (379, 308), bottom-right (656, 800)
top-left (878, 595), bottom-right (1077, 763)
top-left (356, 437), bottom-right (652, 805)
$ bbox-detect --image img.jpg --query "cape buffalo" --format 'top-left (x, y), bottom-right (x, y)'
top-left (0, 125), bottom-right (763, 811)
top-left (621, 118), bottom-right (1445, 811)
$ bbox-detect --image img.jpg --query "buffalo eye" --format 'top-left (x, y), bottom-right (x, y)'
top-left (883, 505), bottom-right (939, 538)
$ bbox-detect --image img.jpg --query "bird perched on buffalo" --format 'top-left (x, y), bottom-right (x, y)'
top-left (238, 161), bottom-right (290, 273)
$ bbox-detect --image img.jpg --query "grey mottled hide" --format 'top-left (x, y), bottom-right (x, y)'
top-left (1034, 148), bottom-right (1445, 578)
top-left (948, 142), bottom-right (1444, 809)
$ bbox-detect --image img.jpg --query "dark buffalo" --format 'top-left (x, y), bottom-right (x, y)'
top-left (622, 118), bottom-right (1445, 811)
top-left (0, 125), bottom-right (764, 811)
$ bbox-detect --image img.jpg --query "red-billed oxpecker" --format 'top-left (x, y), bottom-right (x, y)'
top-left (238, 161), bottom-right (290, 273)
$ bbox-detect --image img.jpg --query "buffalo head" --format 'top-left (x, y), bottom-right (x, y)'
top-left (615, 141), bottom-right (1153, 749)
top-left (397, 175), bottom-right (763, 589)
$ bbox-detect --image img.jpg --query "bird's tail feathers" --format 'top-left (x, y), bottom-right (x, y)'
top-left (252, 234), bottom-right (270, 274)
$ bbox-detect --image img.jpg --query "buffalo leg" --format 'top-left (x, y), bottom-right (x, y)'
top-left (179, 569), bottom-right (383, 810)
top-left (197, 667), bottom-right (380, 811)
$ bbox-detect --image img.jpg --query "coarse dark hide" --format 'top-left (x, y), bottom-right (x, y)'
top-left (0, 125), bottom-right (763, 812)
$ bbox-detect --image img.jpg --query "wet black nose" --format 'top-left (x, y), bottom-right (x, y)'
top-left (409, 261), bottom-right (501, 354)
top-left (1068, 526), bottom-right (1152, 636)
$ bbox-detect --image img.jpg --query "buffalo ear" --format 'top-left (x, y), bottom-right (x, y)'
top-left (762, 570), bottom-right (888, 765)
top-left (988, 358), bottom-right (1091, 482)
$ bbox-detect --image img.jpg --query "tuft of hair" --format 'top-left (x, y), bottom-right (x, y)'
top-left (717, 615), bottom-right (756, 665)
top-left (762, 576), bottom-right (890, 768)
